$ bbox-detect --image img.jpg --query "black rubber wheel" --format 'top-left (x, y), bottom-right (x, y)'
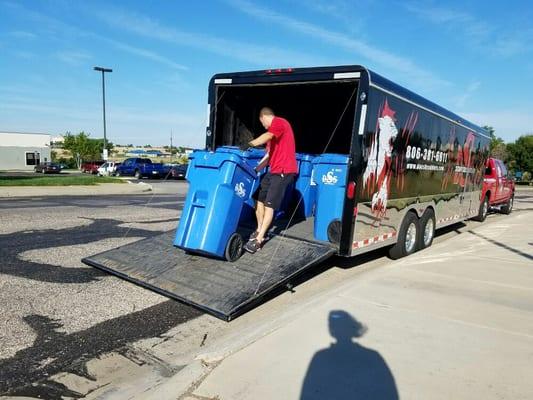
top-left (474, 196), bottom-right (489, 222)
top-left (389, 212), bottom-right (419, 260)
top-left (500, 195), bottom-right (513, 215)
top-left (115, 171), bottom-right (121, 177)
top-left (327, 220), bottom-right (342, 244)
top-left (225, 232), bottom-right (243, 262)
top-left (134, 170), bottom-right (142, 180)
top-left (418, 209), bottom-right (435, 250)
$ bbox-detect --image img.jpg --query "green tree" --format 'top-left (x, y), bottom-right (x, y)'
top-left (63, 132), bottom-right (114, 168)
top-left (483, 125), bottom-right (507, 159)
top-left (507, 134), bottom-right (533, 175)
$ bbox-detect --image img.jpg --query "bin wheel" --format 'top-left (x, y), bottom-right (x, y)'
top-left (225, 233), bottom-right (243, 262)
top-left (388, 212), bottom-right (419, 260)
top-left (327, 220), bottom-right (342, 244)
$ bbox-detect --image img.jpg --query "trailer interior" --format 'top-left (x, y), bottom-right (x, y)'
top-left (213, 79), bottom-right (358, 243)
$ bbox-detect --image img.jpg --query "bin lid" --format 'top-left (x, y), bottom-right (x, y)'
top-left (217, 146), bottom-right (266, 160)
top-left (296, 153), bottom-right (317, 162)
top-left (193, 150), bottom-right (257, 177)
top-left (312, 153), bottom-right (350, 165)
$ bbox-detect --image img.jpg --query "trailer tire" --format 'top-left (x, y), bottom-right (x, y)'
top-left (418, 209), bottom-right (435, 250)
top-left (474, 196), bottom-right (489, 222)
top-left (389, 212), bottom-right (419, 260)
top-left (500, 195), bottom-right (513, 215)
top-left (225, 232), bottom-right (243, 262)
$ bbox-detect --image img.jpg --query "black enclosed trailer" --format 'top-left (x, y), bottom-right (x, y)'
top-left (83, 65), bottom-right (490, 320)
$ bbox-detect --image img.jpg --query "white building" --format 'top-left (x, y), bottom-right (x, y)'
top-left (0, 131), bottom-right (51, 171)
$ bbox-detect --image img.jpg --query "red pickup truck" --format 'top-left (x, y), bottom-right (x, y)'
top-left (475, 157), bottom-right (515, 221)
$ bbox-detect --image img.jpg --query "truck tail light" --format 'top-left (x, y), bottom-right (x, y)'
top-left (347, 181), bottom-right (356, 199)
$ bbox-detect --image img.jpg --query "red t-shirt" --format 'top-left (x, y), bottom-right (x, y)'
top-left (268, 117), bottom-right (297, 174)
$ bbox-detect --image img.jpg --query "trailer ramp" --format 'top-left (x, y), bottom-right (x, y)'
top-left (82, 231), bottom-right (335, 321)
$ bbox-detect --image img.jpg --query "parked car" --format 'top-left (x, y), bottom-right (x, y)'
top-left (115, 158), bottom-right (166, 179)
top-left (169, 164), bottom-right (188, 180)
top-left (81, 161), bottom-right (105, 174)
top-left (97, 161), bottom-right (121, 176)
top-left (34, 162), bottom-right (61, 174)
top-left (475, 157), bottom-right (515, 221)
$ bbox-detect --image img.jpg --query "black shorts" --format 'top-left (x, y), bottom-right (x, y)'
top-left (254, 172), bottom-right (296, 210)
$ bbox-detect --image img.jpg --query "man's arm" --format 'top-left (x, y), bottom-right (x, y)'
top-left (249, 132), bottom-right (274, 147)
top-left (255, 153), bottom-right (270, 171)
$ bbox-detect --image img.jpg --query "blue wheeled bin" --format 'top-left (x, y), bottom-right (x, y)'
top-left (293, 153), bottom-right (317, 218)
top-left (174, 148), bottom-right (260, 261)
top-left (312, 154), bottom-right (350, 243)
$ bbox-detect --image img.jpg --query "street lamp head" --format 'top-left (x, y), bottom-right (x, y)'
top-left (94, 66), bottom-right (113, 73)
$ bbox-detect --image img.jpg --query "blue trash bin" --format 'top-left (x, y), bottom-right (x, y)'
top-left (293, 153), bottom-right (317, 218)
top-left (174, 149), bottom-right (260, 261)
top-left (312, 154), bottom-right (350, 242)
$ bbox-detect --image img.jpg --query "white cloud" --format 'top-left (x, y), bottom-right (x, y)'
top-left (404, 2), bottom-right (531, 57)
top-left (225, 0), bottom-right (450, 90)
top-left (454, 80), bottom-right (481, 108)
top-left (56, 50), bottom-right (92, 65)
top-left (8, 30), bottom-right (37, 39)
top-left (90, 6), bottom-right (325, 67)
top-left (463, 110), bottom-right (533, 142)
top-left (101, 38), bottom-right (188, 71)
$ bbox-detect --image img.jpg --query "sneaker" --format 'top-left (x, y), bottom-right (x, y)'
top-left (244, 239), bottom-right (262, 254)
top-left (248, 231), bottom-right (259, 241)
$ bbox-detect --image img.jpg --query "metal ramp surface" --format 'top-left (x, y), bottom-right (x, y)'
top-left (82, 231), bottom-right (335, 321)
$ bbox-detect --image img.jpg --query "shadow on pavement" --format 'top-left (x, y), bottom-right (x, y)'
top-left (0, 301), bottom-right (201, 399)
top-left (469, 231), bottom-right (533, 262)
top-left (0, 217), bottom-right (172, 284)
top-left (300, 310), bottom-right (398, 400)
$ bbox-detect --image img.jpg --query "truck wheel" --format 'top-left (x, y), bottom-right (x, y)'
top-left (418, 209), bottom-right (435, 250)
top-left (225, 232), bottom-right (243, 262)
top-left (389, 212), bottom-right (419, 260)
top-left (115, 171), bottom-right (121, 177)
top-left (134, 170), bottom-right (142, 180)
top-left (474, 196), bottom-right (489, 222)
top-left (501, 195), bottom-right (513, 215)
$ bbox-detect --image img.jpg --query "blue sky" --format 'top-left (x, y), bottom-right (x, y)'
top-left (1, 0), bottom-right (532, 147)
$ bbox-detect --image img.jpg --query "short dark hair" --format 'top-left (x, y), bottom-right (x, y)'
top-left (259, 107), bottom-right (275, 117)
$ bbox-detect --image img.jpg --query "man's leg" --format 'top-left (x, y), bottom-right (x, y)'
top-left (256, 206), bottom-right (274, 243)
top-left (255, 200), bottom-right (265, 232)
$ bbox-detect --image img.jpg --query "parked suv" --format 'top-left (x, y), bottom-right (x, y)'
top-left (97, 161), bottom-right (121, 176)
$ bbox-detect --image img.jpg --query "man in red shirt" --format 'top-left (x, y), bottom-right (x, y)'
top-left (243, 107), bottom-right (297, 254)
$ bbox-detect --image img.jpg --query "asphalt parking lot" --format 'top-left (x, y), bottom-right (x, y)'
top-left (0, 183), bottom-right (196, 398)
top-left (0, 186), bottom-right (532, 398)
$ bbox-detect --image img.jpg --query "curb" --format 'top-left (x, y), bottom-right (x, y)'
top-left (0, 182), bottom-right (152, 198)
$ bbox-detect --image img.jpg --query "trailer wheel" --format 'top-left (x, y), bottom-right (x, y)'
top-left (225, 232), bottom-right (243, 262)
top-left (389, 212), bottom-right (419, 260)
top-left (500, 195), bottom-right (513, 215)
top-left (474, 196), bottom-right (489, 222)
top-left (418, 209), bottom-right (435, 250)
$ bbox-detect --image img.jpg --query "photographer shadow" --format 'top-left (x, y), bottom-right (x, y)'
top-left (301, 310), bottom-right (399, 400)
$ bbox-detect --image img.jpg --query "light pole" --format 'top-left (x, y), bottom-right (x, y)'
top-left (94, 66), bottom-right (112, 160)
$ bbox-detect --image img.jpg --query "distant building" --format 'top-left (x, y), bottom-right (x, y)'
top-left (125, 148), bottom-right (171, 158)
top-left (0, 131), bottom-right (51, 171)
